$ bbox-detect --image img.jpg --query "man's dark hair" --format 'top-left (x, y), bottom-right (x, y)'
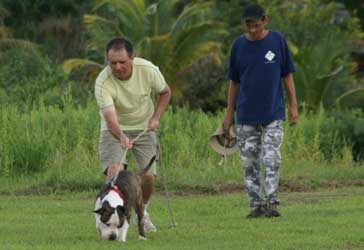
top-left (105, 37), bottom-right (133, 57)
top-left (241, 4), bottom-right (266, 22)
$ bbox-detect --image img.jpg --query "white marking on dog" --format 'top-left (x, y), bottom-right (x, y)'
top-left (95, 189), bottom-right (126, 241)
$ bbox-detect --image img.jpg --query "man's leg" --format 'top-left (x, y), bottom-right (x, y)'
top-left (99, 130), bottom-right (127, 182)
top-left (106, 163), bottom-right (126, 181)
top-left (262, 120), bottom-right (283, 216)
top-left (236, 125), bottom-right (264, 217)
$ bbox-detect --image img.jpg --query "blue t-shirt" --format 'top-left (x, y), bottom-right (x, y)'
top-left (227, 30), bottom-right (295, 125)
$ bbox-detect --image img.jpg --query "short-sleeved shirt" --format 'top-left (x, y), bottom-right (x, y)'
top-left (227, 30), bottom-right (295, 125)
top-left (95, 57), bottom-right (167, 131)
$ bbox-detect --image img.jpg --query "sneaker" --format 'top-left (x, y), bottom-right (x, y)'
top-left (246, 205), bottom-right (266, 218)
top-left (265, 204), bottom-right (281, 217)
top-left (143, 213), bottom-right (157, 232)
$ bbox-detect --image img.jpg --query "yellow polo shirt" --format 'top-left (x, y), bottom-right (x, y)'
top-left (95, 57), bottom-right (167, 131)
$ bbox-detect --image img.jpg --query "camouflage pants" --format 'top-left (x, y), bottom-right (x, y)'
top-left (236, 120), bottom-right (283, 208)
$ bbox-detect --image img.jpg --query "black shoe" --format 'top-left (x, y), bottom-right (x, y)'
top-left (265, 204), bottom-right (281, 217)
top-left (246, 205), bottom-right (266, 218)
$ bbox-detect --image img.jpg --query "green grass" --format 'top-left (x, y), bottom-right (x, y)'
top-left (1, 187), bottom-right (364, 250)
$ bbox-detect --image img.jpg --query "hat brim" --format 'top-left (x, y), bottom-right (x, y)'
top-left (209, 137), bottom-right (238, 155)
top-left (209, 125), bottom-right (238, 155)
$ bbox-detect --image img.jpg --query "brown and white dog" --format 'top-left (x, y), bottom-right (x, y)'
top-left (94, 156), bottom-right (156, 242)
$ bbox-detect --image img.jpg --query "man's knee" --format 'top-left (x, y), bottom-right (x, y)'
top-left (106, 164), bottom-right (123, 181)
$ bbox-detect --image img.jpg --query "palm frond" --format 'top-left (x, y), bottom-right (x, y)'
top-left (172, 21), bottom-right (223, 72)
top-left (84, 14), bottom-right (124, 51)
top-left (92, 0), bottom-right (145, 42)
top-left (335, 87), bottom-right (364, 105)
top-left (62, 58), bottom-right (103, 75)
top-left (170, 1), bottom-right (214, 37)
top-left (295, 30), bottom-right (353, 109)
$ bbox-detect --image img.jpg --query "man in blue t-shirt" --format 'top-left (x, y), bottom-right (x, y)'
top-left (222, 4), bottom-right (298, 218)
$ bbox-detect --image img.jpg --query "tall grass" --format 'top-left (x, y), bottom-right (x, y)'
top-left (0, 100), bottom-right (362, 193)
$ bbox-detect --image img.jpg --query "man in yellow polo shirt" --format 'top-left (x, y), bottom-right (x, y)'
top-left (95, 37), bottom-right (171, 232)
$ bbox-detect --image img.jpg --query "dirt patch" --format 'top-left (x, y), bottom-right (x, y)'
top-left (2, 179), bottom-right (364, 196)
top-left (164, 179), bottom-right (364, 196)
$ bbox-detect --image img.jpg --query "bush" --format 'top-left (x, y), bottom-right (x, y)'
top-left (0, 48), bottom-right (66, 106)
top-left (329, 110), bottom-right (364, 160)
top-left (181, 56), bottom-right (227, 113)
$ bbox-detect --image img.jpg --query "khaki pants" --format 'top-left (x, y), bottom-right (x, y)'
top-left (99, 130), bottom-right (158, 175)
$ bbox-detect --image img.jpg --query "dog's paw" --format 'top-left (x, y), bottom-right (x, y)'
top-left (138, 235), bottom-right (147, 241)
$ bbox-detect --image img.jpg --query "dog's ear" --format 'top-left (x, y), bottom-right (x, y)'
top-left (93, 201), bottom-right (112, 215)
top-left (116, 205), bottom-right (127, 216)
top-left (93, 208), bottom-right (105, 215)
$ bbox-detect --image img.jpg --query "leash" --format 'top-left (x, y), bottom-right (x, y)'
top-left (110, 128), bottom-right (177, 228)
top-left (218, 141), bottom-right (228, 166)
top-left (110, 128), bottom-right (149, 184)
top-left (119, 128), bottom-right (149, 169)
top-left (156, 137), bottom-right (177, 228)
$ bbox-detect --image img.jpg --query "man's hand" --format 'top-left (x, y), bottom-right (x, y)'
top-left (119, 132), bottom-right (133, 149)
top-left (222, 113), bottom-right (234, 133)
top-left (148, 116), bottom-right (159, 131)
top-left (283, 73), bottom-right (298, 126)
top-left (288, 105), bottom-right (298, 126)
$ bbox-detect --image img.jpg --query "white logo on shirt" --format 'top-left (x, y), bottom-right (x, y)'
top-left (265, 51), bottom-right (275, 61)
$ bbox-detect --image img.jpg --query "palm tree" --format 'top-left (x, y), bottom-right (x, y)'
top-left (259, 0), bottom-right (364, 111)
top-left (63, 0), bottom-right (224, 100)
top-left (293, 31), bottom-right (360, 110)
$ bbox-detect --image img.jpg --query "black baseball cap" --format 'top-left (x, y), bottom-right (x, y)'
top-left (241, 4), bottom-right (266, 22)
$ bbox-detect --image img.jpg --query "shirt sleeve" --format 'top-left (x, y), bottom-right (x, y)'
top-left (227, 41), bottom-right (240, 83)
top-left (95, 79), bottom-right (114, 109)
top-left (281, 36), bottom-right (295, 77)
top-left (150, 66), bottom-right (167, 93)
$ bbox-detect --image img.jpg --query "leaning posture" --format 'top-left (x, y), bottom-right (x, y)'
top-left (95, 37), bottom-right (171, 232)
top-left (222, 4), bottom-right (298, 218)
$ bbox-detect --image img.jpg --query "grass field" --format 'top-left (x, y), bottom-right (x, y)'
top-left (1, 187), bottom-right (364, 250)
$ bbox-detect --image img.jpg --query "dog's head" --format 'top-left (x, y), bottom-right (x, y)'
top-left (94, 187), bottom-right (129, 241)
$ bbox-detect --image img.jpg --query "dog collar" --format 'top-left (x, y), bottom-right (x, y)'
top-left (109, 185), bottom-right (125, 201)
top-left (100, 185), bottom-right (125, 202)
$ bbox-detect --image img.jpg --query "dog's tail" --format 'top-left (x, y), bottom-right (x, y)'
top-left (138, 155), bottom-right (157, 175)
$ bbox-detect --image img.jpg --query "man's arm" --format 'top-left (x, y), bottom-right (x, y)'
top-left (148, 85), bottom-right (171, 131)
top-left (222, 80), bottom-right (239, 131)
top-left (283, 73), bottom-right (298, 126)
top-left (102, 105), bottom-right (132, 149)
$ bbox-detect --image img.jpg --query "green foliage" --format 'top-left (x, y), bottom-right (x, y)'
top-left (0, 101), bottom-right (362, 192)
top-left (254, 0), bottom-right (364, 111)
top-left (180, 56), bottom-right (226, 112)
top-left (0, 48), bottom-right (66, 105)
top-left (2, 0), bottom-right (93, 61)
top-left (0, 99), bottom-right (100, 178)
top-left (214, 0), bottom-right (250, 54)
top-left (328, 110), bottom-right (364, 160)
top-left (65, 0), bottom-right (224, 101)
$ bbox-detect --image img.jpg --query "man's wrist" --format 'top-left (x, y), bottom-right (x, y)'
top-left (152, 113), bottom-right (161, 121)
